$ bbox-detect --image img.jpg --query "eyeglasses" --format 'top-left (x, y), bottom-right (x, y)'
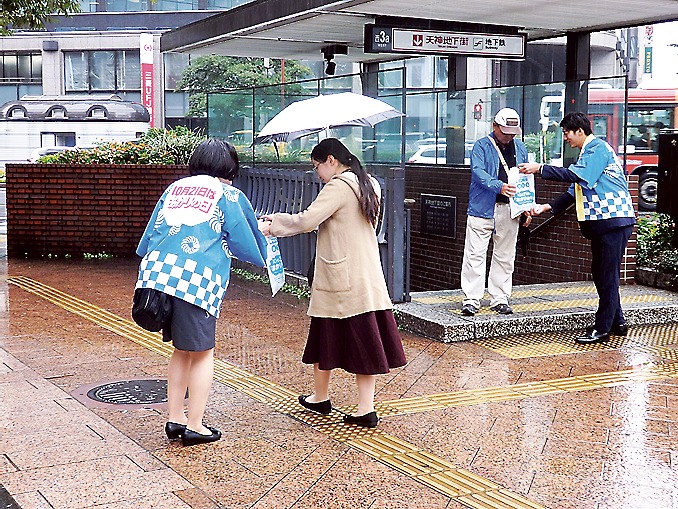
top-left (311, 164), bottom-right (318, 172)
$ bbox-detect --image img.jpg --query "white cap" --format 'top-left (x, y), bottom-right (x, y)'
top-left (494, 107), bottom-right (521, 135)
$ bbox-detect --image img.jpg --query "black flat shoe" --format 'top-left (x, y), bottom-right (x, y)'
top-left (611, 322), bottom-right (628, 336)
top-left (586, 323), bottom-right (628, 337)
top-left (343, 411), bottom-right (379, 428)
top-left (165, 422), bottom-right (187, 440)
top-left (181, 426), bottom-right (221, 447)
top-left (298, 395), bottom-right (332, 415)
top-left (576, 329), bottom-right (610, 344)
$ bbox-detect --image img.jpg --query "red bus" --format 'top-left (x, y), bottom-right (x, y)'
top-left (540, 87), bottom-right (678, 211)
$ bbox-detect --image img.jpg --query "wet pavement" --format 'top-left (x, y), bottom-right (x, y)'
top-left (1, 256), bottom-right (678, 509)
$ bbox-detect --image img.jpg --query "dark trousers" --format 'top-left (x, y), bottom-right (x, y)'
top-left (590, 225), bottom-right (634, 332)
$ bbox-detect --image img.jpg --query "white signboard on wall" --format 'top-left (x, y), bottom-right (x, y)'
top-left (365, 25), bottom-right (526, 59)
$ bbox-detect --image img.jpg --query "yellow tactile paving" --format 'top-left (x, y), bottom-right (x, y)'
top-left (373, 363), bottom-right (678, 418)
top-left (473, 332), bottom-right (628, 358)
top-left (459, 294), bottom-right (671, 316)
top-left (474, 322), bottom-right (678, 360)
top-left (413, 285), bottom-right (670, 312)
top-left (413, 284), bottom-right (599, 304)
top-left (8, 276), bottom-right (547, 508)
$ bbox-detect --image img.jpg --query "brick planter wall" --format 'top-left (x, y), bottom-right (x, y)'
top-left (5, 163), bottom-right (187, 258)
top-left (5, 162), bottom-right (638, 292)
top-left (405, 166), bottom-right (638, 291)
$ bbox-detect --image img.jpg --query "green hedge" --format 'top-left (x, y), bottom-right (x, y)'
top-left (36, 126), bottom-right (206, 165)
top-left (637, 213), bottom-right (678, 274)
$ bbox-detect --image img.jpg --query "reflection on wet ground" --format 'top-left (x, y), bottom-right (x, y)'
top-left (1, 258), bottom-right (677, 509)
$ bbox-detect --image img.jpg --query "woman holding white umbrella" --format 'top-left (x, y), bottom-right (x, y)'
top-left (259, 138), bottom-right (406, 428)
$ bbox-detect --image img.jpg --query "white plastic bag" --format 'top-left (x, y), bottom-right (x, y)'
top-left (508, 166), bottom-right (536, 219)
top-left (265, 237), bottom-right (285, 296)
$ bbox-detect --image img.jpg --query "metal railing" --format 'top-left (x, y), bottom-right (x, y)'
top-left (235, 164), bottom-right (407, 302)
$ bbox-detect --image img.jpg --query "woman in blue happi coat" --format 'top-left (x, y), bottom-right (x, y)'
top-left (136, 139), bottom-right (267, 446)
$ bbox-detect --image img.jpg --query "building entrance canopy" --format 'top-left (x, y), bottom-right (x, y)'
top-left (161, 0), bottom-right (678, 61)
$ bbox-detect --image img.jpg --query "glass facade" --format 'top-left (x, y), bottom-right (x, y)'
top-left (207, 70), bottom-right (640, 167)
top-left (75, 0), bottom-right (255, 12)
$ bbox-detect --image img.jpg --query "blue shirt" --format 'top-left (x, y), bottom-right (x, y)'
top-left (467, 134), bottom-right (529, 218)
top-left (136, 175), bottom-right (267, 317)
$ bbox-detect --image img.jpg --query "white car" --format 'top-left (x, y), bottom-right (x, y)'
top-left (408, 144), bottom-right (447, 164)
top-left (408, 141), bottom-right (474, 165)
top-left (28, 145), bottom-right (95, 162)
top-left (28, 146), bottom-right (75, 162)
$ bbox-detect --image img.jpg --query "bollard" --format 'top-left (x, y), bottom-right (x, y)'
top-left (403, 198), bottom-right (416, 302)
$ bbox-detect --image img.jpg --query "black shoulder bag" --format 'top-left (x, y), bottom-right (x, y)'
top-left (132, 288), bottom-right (173, 332)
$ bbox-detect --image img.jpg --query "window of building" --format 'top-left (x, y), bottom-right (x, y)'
top-left (92, 0), bottom-right (255, 12)
top-left (7, 106), bottom-right (27, 118)
top-left (64, 50), bottom-right (140, 93)
top-left (0, 53), bottom-right (42, 83)
top-left (87, 106), bottom-right (108, 118)
top-left (47, 106), bottom-right (68, 118)
top-left (105, 0), bottom-right (149, 12)
top-left (163, 52), bottom-right (189, 90)
top-left (151, 0), bottom-right (197, 11)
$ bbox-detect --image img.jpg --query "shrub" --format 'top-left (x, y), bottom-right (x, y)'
top-left (636, 213), bottom-right (678, 274)
top-left (37, 141), bottom-right (174, 165)
top-left (35, 126), bottom-right (206, 165)
top-left (138, 126), bottom-right (206, 164)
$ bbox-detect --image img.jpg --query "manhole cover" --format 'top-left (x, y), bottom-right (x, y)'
top-left (86, 379), bottom-right (167, 405)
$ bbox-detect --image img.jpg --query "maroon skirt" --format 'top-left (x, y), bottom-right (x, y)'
top-left (302, 310), bottom-right (407, 375)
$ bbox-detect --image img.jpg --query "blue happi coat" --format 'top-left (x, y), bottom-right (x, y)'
top-left (136, 174), bottom-right (267, 317)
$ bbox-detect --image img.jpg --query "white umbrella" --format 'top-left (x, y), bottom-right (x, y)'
top-left (253, 92), bottom-right (403, 145)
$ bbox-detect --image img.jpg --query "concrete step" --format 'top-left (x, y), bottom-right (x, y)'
top-left (394, 281), bottom-right (678, 342)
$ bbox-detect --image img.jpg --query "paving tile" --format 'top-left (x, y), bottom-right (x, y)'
top-left (11, 491), bottom-right (53, 509)
top-left (173, 488), bottom-right (221, 509)
top-left (0, 454), bottom-right (18, 474)
top-left (5, 455), bottom-right (192, 509)
top-left (285, 448), bottom-right (452, 509)
top-left (80, 492), bottom-right (192, 509)
top-left (3, 259), bottom-right (678, 509)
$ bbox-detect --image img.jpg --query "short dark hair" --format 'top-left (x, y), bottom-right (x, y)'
top-left (188, 139), bottom-right (239, 180)
top-left (560, 112), bottom-right (593, 135)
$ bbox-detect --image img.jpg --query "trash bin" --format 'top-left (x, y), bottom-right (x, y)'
top-left (657, 130), bottom-right (678, 247)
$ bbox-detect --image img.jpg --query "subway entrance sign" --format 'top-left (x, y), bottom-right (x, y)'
top-left (365, 25), bottom-right (526, 59)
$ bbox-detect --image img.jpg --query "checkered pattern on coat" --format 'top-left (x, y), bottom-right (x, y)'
top-left (138, 250), bottom-right (227, 318)
top-left (582, 190), bottom-right (635, 221)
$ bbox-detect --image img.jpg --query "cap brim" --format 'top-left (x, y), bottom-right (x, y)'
top-left (498, 125), bottom-right (521, 135)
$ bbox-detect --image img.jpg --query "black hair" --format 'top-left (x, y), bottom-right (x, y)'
top-left (560, 112), bottom-right (593, 135)
top-left (188, 138), bottom-right (240, 180)
top-left (311, 138), bottom-right (379, 225)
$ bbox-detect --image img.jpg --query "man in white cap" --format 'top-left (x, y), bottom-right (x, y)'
top-left (460, 107), bottom-right (530, 316)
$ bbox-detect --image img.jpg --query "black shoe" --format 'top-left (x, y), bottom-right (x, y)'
top-left (343, 411), bottom-right (379, 428)
top-left (165, 421), bottom-right (187, 440)
top-left (298, 395), bottom-right (332, 415)
top-left (490, 303), bottom-right (513, 315)
top-left (461, 304), bottom-right (478, 316)
top-left (586, 323), bottom-right (628, 337)
top-left (576, 329), bottom-right (610, 344)
top-left (611, 322), bottom-right (629, 336)
top-left (181, 426), bottom-right (221, 447)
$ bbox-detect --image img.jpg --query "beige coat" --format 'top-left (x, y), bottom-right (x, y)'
top-left (269, 173), bottom-right (393, 318)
